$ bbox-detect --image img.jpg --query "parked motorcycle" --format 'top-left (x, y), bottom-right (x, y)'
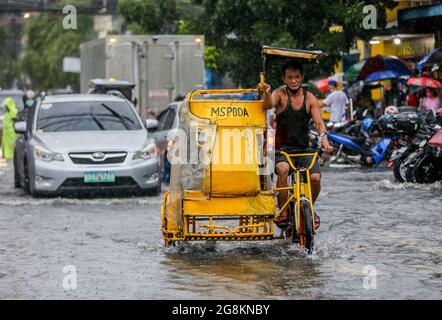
top-left (325, 116), bottom-right (393, 166)
top-left (387, 111), bottom-right (441, 183)
top-left (408, 128), bottom-right (442, 183)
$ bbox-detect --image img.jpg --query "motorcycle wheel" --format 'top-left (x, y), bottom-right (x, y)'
top-left (393, 151), bottom-right (411, 183)
top-left (413, 154), bottom-right (439, 184)
top-left (404, 152), bottom-right (421, 183)
top-left (405, 164), bottom-right (417, 183)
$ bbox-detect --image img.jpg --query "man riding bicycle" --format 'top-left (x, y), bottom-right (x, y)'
top-left (259, 60), bottom-right (333, 228)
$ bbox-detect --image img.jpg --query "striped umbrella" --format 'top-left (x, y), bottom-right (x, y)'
top-left (344, 60), bottom-right (366, 83)
top-left (358, 55), bottom-right (412, 81)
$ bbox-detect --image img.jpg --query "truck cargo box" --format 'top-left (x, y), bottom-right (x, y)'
top-left (80, 35), bottom-right (205, 118)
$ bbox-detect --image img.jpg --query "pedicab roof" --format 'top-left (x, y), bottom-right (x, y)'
top-left (262, 46), bottom-right (324, 64)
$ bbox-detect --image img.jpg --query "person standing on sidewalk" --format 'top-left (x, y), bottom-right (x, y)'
top-left (320, 80), bottom-right (349, 123)
top-left (1, 97), bottom-right (18, 160)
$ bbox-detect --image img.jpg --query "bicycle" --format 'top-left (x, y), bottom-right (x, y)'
top-left (273, 149), bottom-right (321, 254)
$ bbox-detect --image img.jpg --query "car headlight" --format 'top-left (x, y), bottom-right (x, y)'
top-left (133, 143), bottom-right (158, 160)
top-left (34, 145), bottom-right (64, 162)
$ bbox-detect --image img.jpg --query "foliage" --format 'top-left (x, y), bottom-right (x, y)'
top-left (119, 0), bottom-right (398, 87)
top-left (0, 24), bottom-right (21, 88)
top-left (194, 0), bottom-right (398, 87)
top-left (118, 0), bottom-right (179, 33)
top-left (204, 46), bottom-right (220, 71)
top-left (0, 27), bottom-right (11, 88)
top-left (20, 0), bottom-right (96, 91)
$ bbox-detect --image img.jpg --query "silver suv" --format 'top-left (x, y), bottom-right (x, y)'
top-left (13, 94), bottom-right (161, 196)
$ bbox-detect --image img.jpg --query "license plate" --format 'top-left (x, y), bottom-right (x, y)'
top-left (84, 171), bottom-right (115, 183)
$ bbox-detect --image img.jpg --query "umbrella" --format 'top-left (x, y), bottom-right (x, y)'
top-left (416, 47), bottom-right (442, 72)
top-left (358, 55), bottom-right (412, 81)
top-left (344, 60), bottom-right (366, 83)
top-left (314, 78), bottom-right (331, 93)
top-left (406, 77), bottom-right (442, 89)
top-left (364, 70), bottom-right (402, 83)
top-left (303, 82), bottom-right (324, 98)
top-left (314, 73), bottom-right (345, 93)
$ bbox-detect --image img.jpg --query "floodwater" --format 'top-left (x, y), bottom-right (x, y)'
top-left (0, 157), bottom-right (440, 299)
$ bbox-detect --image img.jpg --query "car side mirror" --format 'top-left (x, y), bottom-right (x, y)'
top-left (14, 121), bottom-right (27, 134)
top-left (145, 119), bottom-right (158, 132)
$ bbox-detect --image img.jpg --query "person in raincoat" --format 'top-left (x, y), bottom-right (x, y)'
top-left (1, 97), bottom-right (18, 160)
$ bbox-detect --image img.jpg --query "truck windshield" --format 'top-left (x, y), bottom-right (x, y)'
top-left (36, 100), bottom-right (142, 132)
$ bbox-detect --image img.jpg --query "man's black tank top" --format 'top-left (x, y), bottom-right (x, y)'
top-left (275, 87), bottom-right (311, 150)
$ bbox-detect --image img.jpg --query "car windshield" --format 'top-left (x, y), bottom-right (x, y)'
top-left (0, 94), bottom-right (25, 115)
top-left (36, 100), bottom-right (142, 132)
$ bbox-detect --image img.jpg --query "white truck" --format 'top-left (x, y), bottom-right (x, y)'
top-left (80, 35), bottom-right (205, 118)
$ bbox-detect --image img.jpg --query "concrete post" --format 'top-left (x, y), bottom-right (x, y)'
top-left (360, 40), bottom-right (372, 59)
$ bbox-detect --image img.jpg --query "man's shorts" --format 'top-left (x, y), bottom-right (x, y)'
top-left (275, 148), bottom-right (321, 175)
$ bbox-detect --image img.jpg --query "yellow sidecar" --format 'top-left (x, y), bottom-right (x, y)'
top-left (160, 46), bottom-right (323, 246)
top-left (161, 88), bottom-right (275, 246)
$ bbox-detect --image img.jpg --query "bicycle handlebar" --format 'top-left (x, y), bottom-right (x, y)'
top-left (279, 149), bottom-right (321, 171)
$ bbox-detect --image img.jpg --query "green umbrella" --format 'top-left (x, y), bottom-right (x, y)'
top-left (303, 82), bottom-right (324, 99)
top-left (344, 60), bottom-right (366, 83)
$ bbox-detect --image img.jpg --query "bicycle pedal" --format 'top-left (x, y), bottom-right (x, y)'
top-left (285, 227), bottom-right (293, 238)
top-left (276, 221), bottom-right (289, 228)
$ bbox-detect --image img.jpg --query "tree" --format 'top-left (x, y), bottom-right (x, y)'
top-left (118, 0), bottom-right (179, 34)
top-left (0, 26), bottom-right (12, 88)
top-left (118, 0), bottom-right (398, 87)
top-left (192, 0), bottom-right (398, 87)
top-left (20, 0), bottom-right (96, 91)
top-left (0, 21), bottom-right (22, 89)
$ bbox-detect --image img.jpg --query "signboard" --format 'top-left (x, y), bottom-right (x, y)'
top-left (63, 57), bottom-right (81, 73)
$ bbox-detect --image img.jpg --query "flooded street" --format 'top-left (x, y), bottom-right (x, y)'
top-left (0, 157), bottom-right (440, 299)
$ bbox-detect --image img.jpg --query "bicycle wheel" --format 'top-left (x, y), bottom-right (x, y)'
top-left (299, 199), bottom-right (314, 254)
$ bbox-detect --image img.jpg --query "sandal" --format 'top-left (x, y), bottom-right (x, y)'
top-left (314, 212), bottom-right (320, 230)
top-left (274, 215), bottom-right (289, 227)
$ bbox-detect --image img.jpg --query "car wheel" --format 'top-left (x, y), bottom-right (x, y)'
top-left (13, 156), bottom-right (20, 189)
top-left (24, 161), bottom-right (40, 197)
top-left (23, 160), bottom-right (30, 194)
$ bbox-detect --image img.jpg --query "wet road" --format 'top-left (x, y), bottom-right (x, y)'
top-left (0, 157), bottom-right (440, 299)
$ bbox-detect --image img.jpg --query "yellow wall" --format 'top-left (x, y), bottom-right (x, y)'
top-left (356, 2), bottom-right (429, 58)
top-left (334, 60), bottom-right (343, 74)
top-left (371, 37), bottom-right (434, 58)
top-left (386, 1), bottom-right (410, 22)
top-left (371, 41), bottom-right (397, 56)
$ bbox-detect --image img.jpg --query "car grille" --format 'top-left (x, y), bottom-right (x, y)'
top-left (69, 152), bottom-right (127, 165)
top-left (60, 177), bottom-right (138, 189)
